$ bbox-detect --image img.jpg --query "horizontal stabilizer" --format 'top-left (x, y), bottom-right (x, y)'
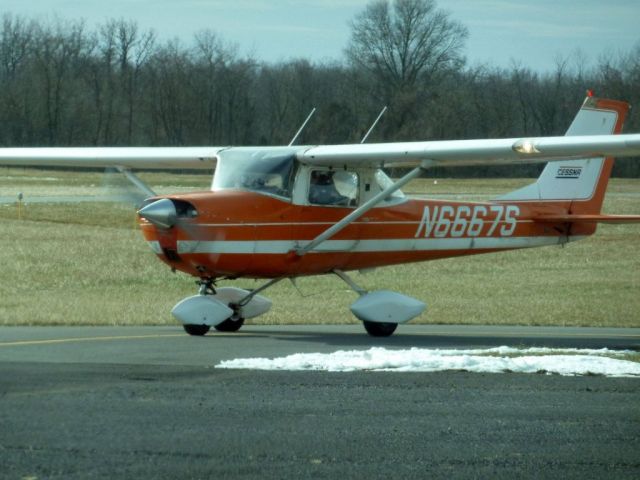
top-left (533, 214), bottom-right (640, 224)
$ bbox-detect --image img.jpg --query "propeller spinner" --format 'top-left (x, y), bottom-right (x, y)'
top-left (138, 198), bottom-right (177, 229)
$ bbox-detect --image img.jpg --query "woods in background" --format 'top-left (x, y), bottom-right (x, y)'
top-left (0, 0), bottom-right (639, 176)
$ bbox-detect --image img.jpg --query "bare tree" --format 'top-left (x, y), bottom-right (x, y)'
top-left (0, 14), bottom-right (36, 144)
top-left (115, 20), bottom-right (155, 143)
top-left (147, 40), bottom-right (192, 145)
top-left (31, 19), bottom-right (94, 144)
top-left (346, 0), bottom-right (467, 139)
top-left (193, 30), bottom-right (238, 144)
top-left (346, 0), bottom-right (467, 91)
top-left (0, 14), bottom-right (34, 78)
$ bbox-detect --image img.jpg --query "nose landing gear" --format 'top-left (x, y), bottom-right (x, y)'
top-left (176, 278), bottom-right (277, 336)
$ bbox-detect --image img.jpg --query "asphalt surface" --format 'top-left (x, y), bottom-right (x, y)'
top-left (1, 325), bottom-right (639, 479)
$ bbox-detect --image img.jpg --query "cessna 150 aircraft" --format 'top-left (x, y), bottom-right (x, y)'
top-left (2, 95), bottom-right (640, 336)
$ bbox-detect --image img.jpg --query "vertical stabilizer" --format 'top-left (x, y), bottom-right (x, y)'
top-left (498, 96), bottom-right (629, 214)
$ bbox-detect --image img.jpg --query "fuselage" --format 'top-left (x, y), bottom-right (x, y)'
top-left (139, 189), bottom-right (592, 279)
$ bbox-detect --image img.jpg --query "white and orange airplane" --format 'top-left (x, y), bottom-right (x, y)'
top-left (2, 94), bottom-right (640, 336)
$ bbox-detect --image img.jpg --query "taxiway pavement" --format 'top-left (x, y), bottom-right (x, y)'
top-left (1, 324), bottom-right (639, 365)
top-left (1, 325), bottom-right (639, 479)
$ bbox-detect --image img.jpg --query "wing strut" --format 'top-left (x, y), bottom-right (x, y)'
top-left (295, 163), bottom-right (428, 256)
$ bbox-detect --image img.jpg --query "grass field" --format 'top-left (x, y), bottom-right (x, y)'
top-left (1, 167), bottom-right (639, 328)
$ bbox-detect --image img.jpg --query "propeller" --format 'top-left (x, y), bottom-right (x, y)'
top-left (100, 167), bottom-right (151, 206)
top-left (1, 168), bottom-right (153, 207)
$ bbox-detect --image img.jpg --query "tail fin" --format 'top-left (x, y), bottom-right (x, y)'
top-left (498, 95), bottom-right (629, 215)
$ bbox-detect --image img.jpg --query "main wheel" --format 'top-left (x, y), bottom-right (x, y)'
top-left (183, 324), bottom-right (211, 336)
top-left (214, 317), bottom-right (245, 332)
top-left (363, 321), bottom-right (398, 337)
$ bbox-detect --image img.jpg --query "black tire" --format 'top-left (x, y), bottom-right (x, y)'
top-left (183, 324), bottom-right (211, 336)
top-left (214, 317), bottom-right (245, 332)
top-left (363, 321), bottom-right (398, 337)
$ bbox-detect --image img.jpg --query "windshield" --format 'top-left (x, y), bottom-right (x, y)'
top-left (213, 148), bottom-right (298, 199)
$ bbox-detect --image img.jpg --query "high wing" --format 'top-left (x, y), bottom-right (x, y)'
top-left (297, 134), bottom-right (640, 169)
top-left (3, 135), bottom-right (639, 171)
top-left (0, 146), bottom-right (226, 169)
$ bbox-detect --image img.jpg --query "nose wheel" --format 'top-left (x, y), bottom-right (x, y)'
top-left (179, 278), bottom-right (276, 335)
top-left (183, 324), bottom-right (211, 336)
top-left (214, 317), bottom-right (245, 332)
top-left (182, 316), bottom-right (244, 335)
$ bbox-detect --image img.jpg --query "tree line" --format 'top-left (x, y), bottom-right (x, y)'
top-left (0, 1), bottom-right (639, 176)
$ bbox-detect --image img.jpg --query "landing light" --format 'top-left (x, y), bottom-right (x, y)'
top-left (513, 139), bottom-right (540, 155)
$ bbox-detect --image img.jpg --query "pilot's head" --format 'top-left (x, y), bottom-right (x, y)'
top-left (313, 171), bottom-right (333, 185)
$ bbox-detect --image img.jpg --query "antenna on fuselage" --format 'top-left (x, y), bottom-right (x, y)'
top-left (360, 106), bottom-right (387, 143)
top-left (288, 107), bottom-right (316, 146)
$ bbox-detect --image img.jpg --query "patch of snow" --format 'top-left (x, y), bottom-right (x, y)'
top-left (216, 347), bottom-right (640, 377)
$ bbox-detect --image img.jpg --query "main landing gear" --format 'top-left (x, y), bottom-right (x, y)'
top-left (362, 320), bottom-right (398, 337)
top-left (334, 269), bottom-right (426, 337)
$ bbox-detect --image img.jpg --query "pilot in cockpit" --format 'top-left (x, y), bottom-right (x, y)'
top-left (308, 170), bottom-right (349, 206)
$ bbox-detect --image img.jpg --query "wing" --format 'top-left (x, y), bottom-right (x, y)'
top-left (297, 134), bottom-right (640, 169)
top-left (0, 146), bottom-right (226, 169)
top-left (3, 137), bottom-right (639, 171)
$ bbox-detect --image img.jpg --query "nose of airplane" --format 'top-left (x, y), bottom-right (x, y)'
top-left (138, 198), bottom-right (177, 229)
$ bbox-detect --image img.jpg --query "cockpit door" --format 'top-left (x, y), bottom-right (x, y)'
top-left (292, 166), bottom-right (362, 269)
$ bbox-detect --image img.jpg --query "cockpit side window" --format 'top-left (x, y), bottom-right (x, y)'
top-left (308, 170), bottom-right (359, 207)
